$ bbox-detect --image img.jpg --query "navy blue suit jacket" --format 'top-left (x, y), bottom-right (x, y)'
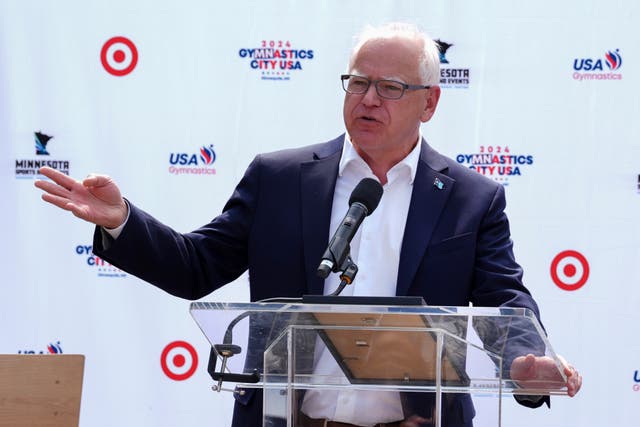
top-left (94, 135), bottom-right (545, 426)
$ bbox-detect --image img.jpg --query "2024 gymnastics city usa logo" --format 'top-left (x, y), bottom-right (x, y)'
top-left (238, 40), bottom-right (314, 81)
top-left (572, 49), bottom-right (623, 81)
top-left (168, 145), bottom-right (217, 176)
top-left (75, 244), bottom-right (126, 278)
top-left (455, 145), bottom-right (534, 185)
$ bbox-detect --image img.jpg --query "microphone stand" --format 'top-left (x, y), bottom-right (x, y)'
top-left (328, 254), bottom-right (359, 296)
top-left (209, 253), bottom-right (360, 392)
top-left (209, 296), bottom-right (305, 393)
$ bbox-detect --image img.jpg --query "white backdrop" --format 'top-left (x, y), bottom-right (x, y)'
top-left (2, 0), bottom-right (639, 426)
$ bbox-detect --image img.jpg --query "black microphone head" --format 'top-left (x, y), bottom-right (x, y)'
top-left (348, 178), bottom-right (383, 215)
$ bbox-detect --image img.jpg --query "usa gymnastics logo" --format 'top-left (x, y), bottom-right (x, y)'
top-left (455, 146), bottom-right (534, 185)
top-left (572, 49), bottom-right (623, 81)
top-left (168, 145), bottom-right (217, 176)
top-left (435, 39), bottom-right (470, 89)
top-left (101, 36), bottom-right (138, 77)
top-left (550, 250), bottom-right (590, 291)
top-left (75, 244), bottom-right (126, 278)
top-left (238, 40), bottom-right (314, 81)
top-left (18, 341), bottom-right (63, 354)
top-left (161, 340), bottom-right (198, 381)
top-left (15, 131), bottom-right (71, 179)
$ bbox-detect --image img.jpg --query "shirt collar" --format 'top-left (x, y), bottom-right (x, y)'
top-left (339, 132), bottom-right (422, 184)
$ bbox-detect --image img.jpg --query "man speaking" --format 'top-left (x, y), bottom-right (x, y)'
top-left (36, 22), bottom-right (581, 427)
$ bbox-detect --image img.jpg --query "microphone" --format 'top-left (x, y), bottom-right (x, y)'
top-left (317, 178), bottom-right (384, 279)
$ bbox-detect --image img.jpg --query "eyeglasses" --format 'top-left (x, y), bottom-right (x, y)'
top-left (340, 74), bottom-right (431, 100)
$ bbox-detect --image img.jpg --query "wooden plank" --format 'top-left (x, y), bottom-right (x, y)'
top-left (0, 355), bottom-right (84, 427)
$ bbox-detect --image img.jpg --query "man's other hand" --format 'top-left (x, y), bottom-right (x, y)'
top-left (511, 354), bottom-right (582, 397)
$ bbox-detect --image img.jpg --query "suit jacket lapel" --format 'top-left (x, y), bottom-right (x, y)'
top-left (396, 140), bottom-right (456, 296)
top-left (300, 136), bottom-right (343, 295)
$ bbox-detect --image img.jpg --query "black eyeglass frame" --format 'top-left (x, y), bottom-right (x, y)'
top-left (340, 74), bottom-right (432, 99)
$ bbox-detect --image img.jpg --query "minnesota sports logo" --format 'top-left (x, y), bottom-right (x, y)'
top-left (15, 131), bottom-right (70, 178)
top-left (435, 39), bottom-right (470, 89)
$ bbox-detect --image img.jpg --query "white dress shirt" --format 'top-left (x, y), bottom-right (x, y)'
top-left (300, 134), bottom-right (421, 426)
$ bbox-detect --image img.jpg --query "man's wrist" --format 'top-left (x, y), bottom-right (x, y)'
top-left (103, 200), bottom-right (130, 239)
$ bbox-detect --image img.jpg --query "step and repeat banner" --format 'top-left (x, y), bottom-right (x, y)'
top-left (1, 0), bottom-right (639, 426)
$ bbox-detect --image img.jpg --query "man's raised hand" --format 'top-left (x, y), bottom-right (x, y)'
top-left (35, 166), bottom-right (128, 229)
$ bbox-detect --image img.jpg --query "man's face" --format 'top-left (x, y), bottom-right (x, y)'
top-left (343, 37), bottom-right (440, 166)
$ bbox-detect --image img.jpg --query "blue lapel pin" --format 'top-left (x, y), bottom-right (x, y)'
top-left (433, 177), bottom-right (444, 190)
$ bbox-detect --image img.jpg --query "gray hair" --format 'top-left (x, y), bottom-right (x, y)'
top-left (348, 22), bottom-right (440, 86)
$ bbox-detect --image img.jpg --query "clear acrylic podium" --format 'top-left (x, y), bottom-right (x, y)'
top-left (190, 299), bottom-right (568, 427)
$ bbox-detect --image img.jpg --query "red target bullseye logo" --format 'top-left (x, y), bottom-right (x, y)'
top-left (160, 340), bottom-right (198, 381)
top-left (100, 36), bottom-right (138, 76)
top-left (550, 250), bottom-right (590, 291)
